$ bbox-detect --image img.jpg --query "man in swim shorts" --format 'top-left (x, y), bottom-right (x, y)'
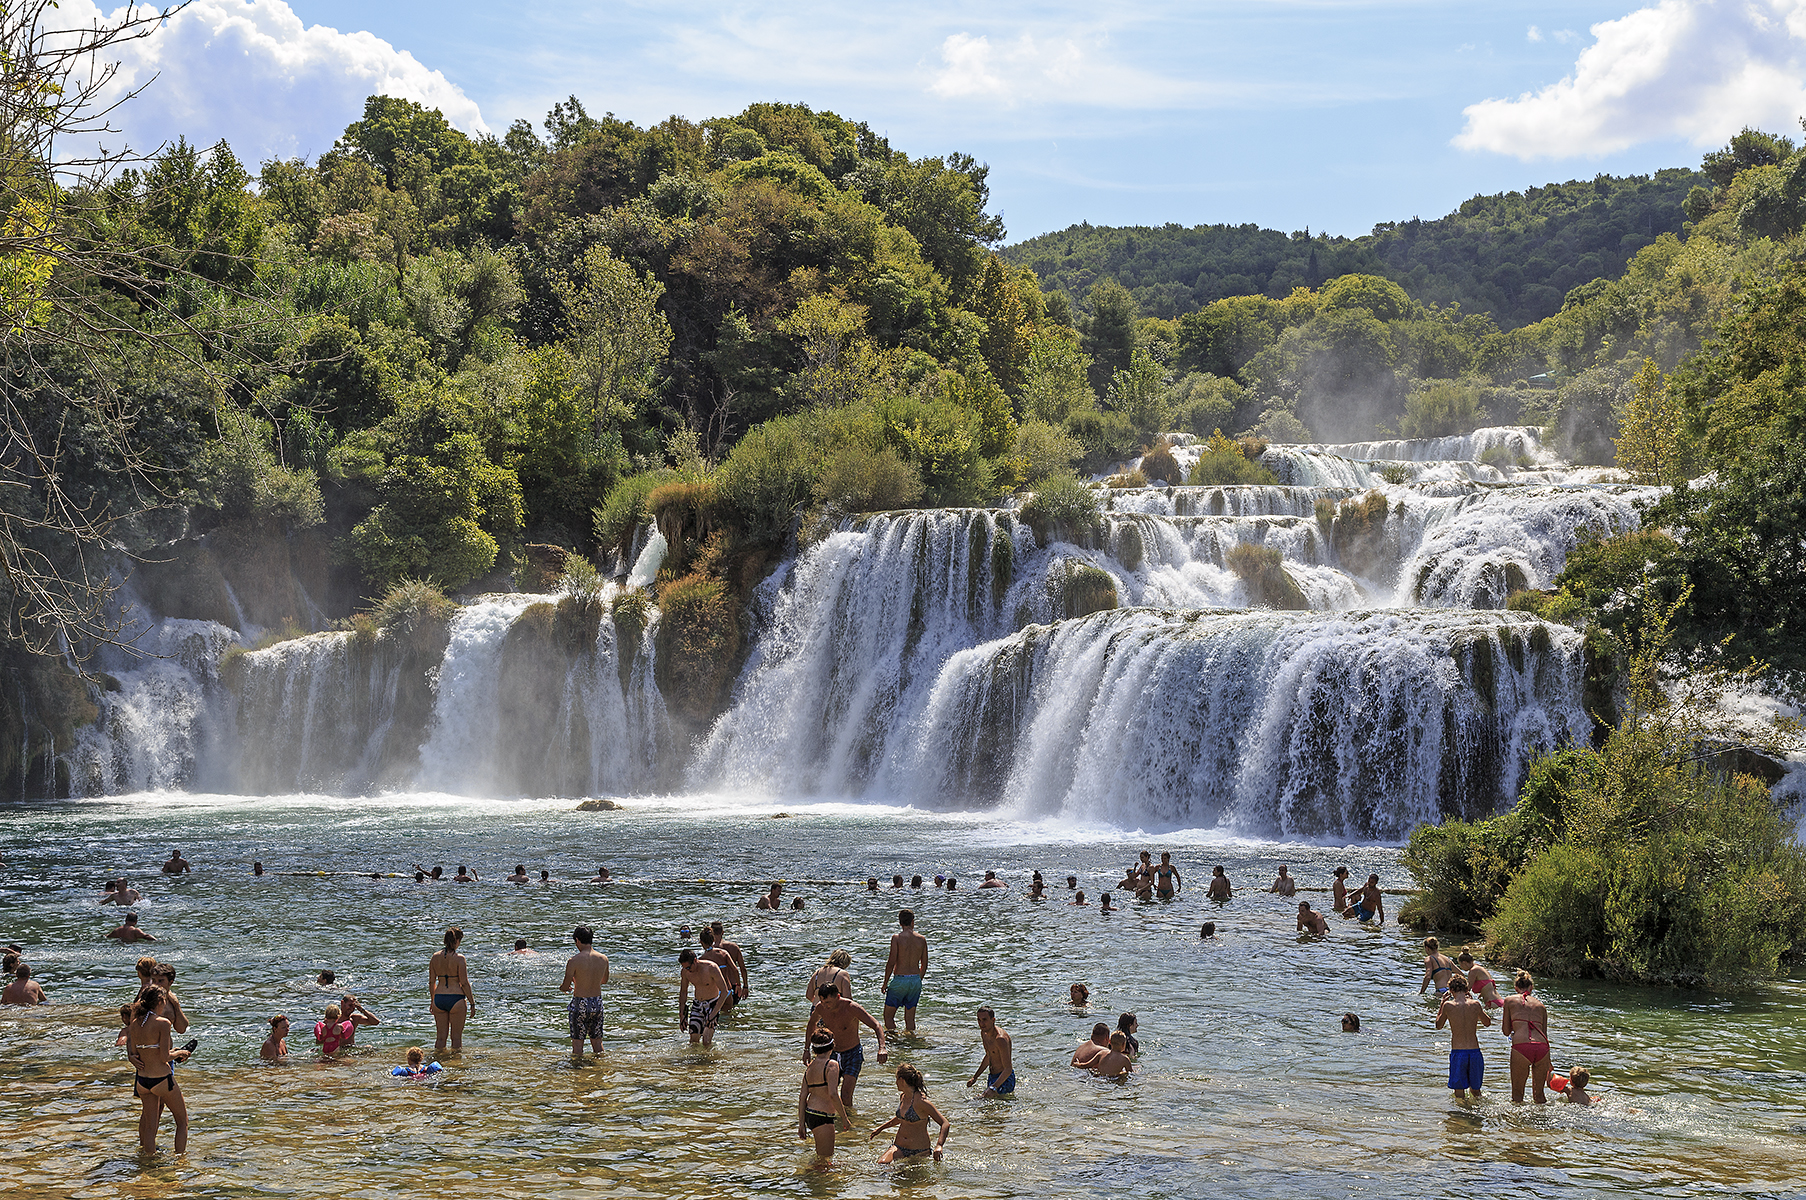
top-left (562, 925), bottom-right (611, 1056)
top-left (1435, 975), bottom-right (1491, 1099)
top-left (882, 909), bottom-right (928, 1033)
top-left (1345, 874), bottom-right (1385, 923)
top-left (678, 949), bottom-right (729, 1047)
top-left (805, 983), bottom-right (887, 1108)
top-left (967, 1006), bottom-right (1016, 1097)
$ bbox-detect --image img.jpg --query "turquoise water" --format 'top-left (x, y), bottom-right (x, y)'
top-left (3, 791), bottom-right (1805, 1198)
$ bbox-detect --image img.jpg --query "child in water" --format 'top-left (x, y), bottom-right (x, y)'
top-left (391, 1047), bottom-right (443, 1078)
top-left (1561, 1067), bottom-right (1594, 1105)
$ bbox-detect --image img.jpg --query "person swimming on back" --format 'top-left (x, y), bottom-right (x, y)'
top-left (1418, 937), bottom-right (1459, 996)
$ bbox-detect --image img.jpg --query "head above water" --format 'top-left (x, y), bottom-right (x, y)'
top-left (911, 875), bottom-right (923, 887)
top-left (710, 921), bottom-right (726, 936)
top-left (1071, 983), bottom-right (1089, 1003)
top-left (1092, 1022), bottom-right (1111, 1042)
top-left (253, 862), bottom-right (263, 875)
top-left (407, 1047), bottom-right (425, 1066)
top-left (443, 928), bottom-right (462, 952)
top-left (124, 912), bottom-right (139, 926)
top-left (1425, 937), bottom-right (1439, 952)
top-left (1334, 866), bottom-right (1349, 879)
top-left (1570, 1067), bottom-right (1591, 1088)
top-left (1200, 922), bottom-right (1216, 938)
top-left (1515, 970), bottom-right (1534, 993)
top-left (515, 939), bottom-right (528, 950)
top-left (896, 1063), bottom-right (926, 1092)
top-left (816, 983), bottom-right (840, 1000)
top-left (679, 949), bottom-right (697, 965)
top-left (1118, 1012), bottom-right (1137, 1033)
top-left (899, 909), bottom-right (914, 927)
top-left (700, 927), bottom-right (715, 947)
top-left (892, 875), bottom-right (904, 887)
top-left (1449, 976), bottom-right (1470, 994)
top-left (1341, 1013), bottom-right (1360, 1032)
top-left (324, 1003), bottom-right (342, 1023)
top-left (1109, 1031), bottom-right (1127, 1050)
top-left (1066, 875), bottom-right (1077, 888)
top-left (810, 1030), bottom-right (835, 1053)
top-left (317, 969), bottom-right (335, 985)
top-left (1457, 952), bottom-right (1475, 966)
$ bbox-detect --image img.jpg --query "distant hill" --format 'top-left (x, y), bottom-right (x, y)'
top-left (1002, 169), bottom-right (1703, 329)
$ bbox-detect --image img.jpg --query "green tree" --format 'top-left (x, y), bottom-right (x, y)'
top-left (1082, 278), bottom-right (1139, 395)
top-left (1614, 358), bottom-right (1693, 483)
top-left (1019, 326), bottom-right (1094, 423)
top-left (552, 243), bottom-right (672, 445)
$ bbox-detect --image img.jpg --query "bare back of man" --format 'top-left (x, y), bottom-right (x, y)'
top-left (883, 912), bottom-right (928, 1033)
top-left (1071, 1023), bottom-right (1111, 1068)
top-left (710, 923), bottom-right (748, 1000)
top-left (1435, 979), bottom-right (1493, 1099)
top-left (561, 926), bottom-right (611, 1055)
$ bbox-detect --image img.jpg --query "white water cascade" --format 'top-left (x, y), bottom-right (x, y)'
top-left (52, 424), bottom-right (1651, 839)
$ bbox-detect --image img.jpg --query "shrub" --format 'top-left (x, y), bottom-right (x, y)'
top-left (1168, 372), bottom-right (1241, 436)
top-left (713, 415), bottom-right (819, 542)
top-left (813, 442), bottom-right (923, 513)
top-left (1399, 805), bottom-right (1544, 933)
top-left (1379, 464), bottom-right (1413, 484)
top-left (1478, 445), bottom-right (1514, 470)
top-left (1014, 418), bottom-right (1084, 483)
top-left (1400, 380), bottom-right (1490, 439)
top-left (1064, 408), bottom-right (1139, 474)
top-left (1020, 471), bottom-right (1102, 546)
top-left (1224, 542), bottom-right (1308, 610)
top-left (559, 554), bottom-right (605, 602)
top-left (593, 470), bottom-right (669, 555)
top-left (1187, 430), bottom-right (1278, 486)
top-left (1139, 440), bottom-right (1183, 486)
top-left (1058, 562), bottom-right (1118, 619)
top-left (367, 579), bottom-right (459, 651)
top-left (653, 572), bottom-right (744, 723)
top-left (1104, 469), bottom-right (1148, 489)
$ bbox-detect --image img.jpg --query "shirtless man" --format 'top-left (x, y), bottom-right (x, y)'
top-left (1330, 866), bottom-right (1351, 914)
top-left (678, 948), bottom-right (729, 1047)
top-left (710, 921), bottom-right (748, 1002)
top-left (1206, 865), bottom-right (1232, 901)
top-left (698, 927), bottom-right (743, 1014)
top-left (967, 1007), bottom-right (1016, 1097)
top-left (1154, 852), bottom-right (1182, 898)
top-left (107, 913), bottom-right (156, 942)
top-left (882, 909), bottom-right (928, 1034)
top-left (590, 866), bottom-right (612, 885)
top-left (1268, 865), bottom-right (1296, 896)
top-left (102, 878), bottom-right (141, 906)
top-left (756, 882), bottom-right (782, 910)
top-left (561, 925), bottom-right (611, 1056)
top-left (1070, 1022), bottom-right (1111, 1068)
top-left (506, 864), bottom-right (530, 883)
top-left (804, 984), bottom-right (886, 1108)
top-left (1345, 874), bottom-right (1384, 924)
top-left (2, 964), bottom-right (46, 1005)
top-left (1296, 901), bottom-right (1328, 935)
top-left (1434, 975), bottom-right (1493, 1099)
top-left (161, 850), bottom-right (190, 875)
top-left (979, 871), bottom-right (1006, 889)
top-left (1418, 937), bottom-right (1459, 997)
top-left (1091, 1031), bottom-right (1134, 1079)
top-left (1071, 890), bottom-right (1088, 906)
top-left (1502, 969), bottom-right (1552, 1103)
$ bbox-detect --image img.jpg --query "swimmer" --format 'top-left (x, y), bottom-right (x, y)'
top-left (2, 964), bottom-right (46, 1005)
top-left (510, 939), bottom-right (535, 954)
top-left (1116, 1012), bottom-right (1140, 1055)
top-left (698, 927), bottom-right (743, 1013)
top-left (1071, 1022), bottom-right (1111, 1068)
top-left (453, 863), bottom-right (477, 882)
top-left (891, 875), bottom-right (904, 889)
top-left (1154, 852), bottom-right (1182, 898)
top-left (1503, 970), bottom-right (1552, 1104)
top-left (561, 925), bottom-right (611, 1056)
top-left (590, 866), bottom-right (612, 885)
top-left (161, 849), bottom-right (190, 875)
top-left (1345, 874), bottom-right (1384, 923)
top-left (1206, 865), bottom-right (1232, 901)
top-left (980, 871), bottom-right (1006, 889)
top-left (107, 913), bottom-right (156, 942)
top-left (804, 983), bottom-right (887, 1107)
top-left (414, 871), bottom-right (426, 883)
top-left (1099, 892), bottom-right (1114, 912)
top-left (315, 1003), bottom-right (355, 1058)
top-left (1419, 937), bottom-right (1458, 996)
top-left (883, 910), bottom-right (928, 1033)
top-left (338, 994), bottom-right (380, 1042)
top-left (1434, 975), bottom-right (1492, 1099)
top-left (316, 970), bottom-right (336, 987)
top-left (507, 864), bottom-right (530, 883)
top-left (1199, 922), bottom-right (1216, 938)
top-left (792, 897), bottom-right (806, 910)
top-left (392, 1046), bottom-right (443, 1078)
top-left (966, 1007), bottom-right (1015, 1097)
top-left (1563, 1066), bottom-right (1594, 1105)
top-left (539, 870), bottom-right (551, 882)
top-left (910, 875), bottom-right (923, 889)
top-left (809, 950), bottom-right (854, 1009)
top-left (1458, 952), bottom-right (1502, 1007)
top-left (1071, 890), bottom-right (1088, 907)
top-left (798, 1030), bottom-right (851, 1159)
top-left (1029, 874), bottom-right (1046, 900)
top-left (1341, 1013), bottom-right (1360, 1033)
top-left (867, 877), bottom-right (880, 892)
top-left (261, 1015), bottom-right (289, 1060)
top-left (757, 882), bottom-right (782, 910)
top-left (679, 948), bottom-right (729, 1047)
top-left (1065, 875), bottom-right (1078, 890)
top-left (1297, 901), bottom-right (1329, 935)
top-left (1090, 1031), bottom-right (1134, 1080)
top-left (1268, 865), bottom-right (1296, 896)
top-left (429, 928), bottom-right (474, 1053)
top-left (933, 875), bottom-right (945, 888)
top-left (252, 861), bottom-right (263, 876)
top-left (1069, 982), bottom-right (1089, 1006)
top-left (1331, 865), bottom-right (1350, 913)
top-left (126, 985), bottom-right (188, 1152)
top-left (871, 1063), bottom-right (949, 1163)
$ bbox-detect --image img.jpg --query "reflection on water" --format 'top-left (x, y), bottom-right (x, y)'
top-left (1, 793), bottom-right (1804, 1198)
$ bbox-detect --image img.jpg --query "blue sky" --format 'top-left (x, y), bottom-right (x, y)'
top-left (74, 0), bottom-right (1806, 240)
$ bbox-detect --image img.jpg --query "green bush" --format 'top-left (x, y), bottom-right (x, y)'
top-left (715, 416), bottom-right (819, 541)
top-left (1020, 471), bottom-right (1101, 546)
top-left (1139, 439), bottom-right (1183, 485)
top-left (1187, 430), bottom-right (1278, 485)
top-left (653, 572), bottom-right (744, 722)
top-left (1013, 418), bottom-right (1084, 484)
top-left (1064, 408), bottom-right (1139, 474)
top-left (1168, 372), bottom-right (1241, 436)
top-left (369, 579), bottom-right (459, 644)
top-left (1058, 562), bottom-right (1118, 619)
top-left (1399, 379), bottom-right (1490, 439)
top-left (594, 470), bottom-right (670, 555)
top-left (1224, 542), bottom-right (1308, 610)
top-left (813, 441), bottom-right (924, 512)
top-left (1400, 805), bottom-right (1544, 933)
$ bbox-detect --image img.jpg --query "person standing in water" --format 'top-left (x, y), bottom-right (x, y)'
top-left (1345, 874), bottom-right (1384, 923)
top-left (3, 964), bottom-right (46, 1005)
top-left (808, 950), bottom-right (854, 1009)
top-left (1268, 865), bottom-right (1296, 895)
top-left (1297, 902), bottom-right (1329, 935)
top-left (678, 949), bottom-right (729, 1047)
top-left (1458, 952), bottom-right (1502, 1008)
top-left (1154, 852), bottom-right (1182, 898)
top-left (1330, 866), bottom-right (1350, 914)
top-left (1435, 975), bottom-right (1492, 1099)
top-left (127, 985), bottom-right (189, 1153)
top-left (870, 1064), bottom-right (949, 1163)
top-left (710, 921), bottom-right (749, 1003)
top-left (428, 928), bottom-right (474, 1053)
top-left (1071, 1023), bottom-right (1111, 1068)
top-left (798, 1030), bottom-right (851, 1159)
top-left (1207, 866), bottom-right (1232, 901)
top-left (698, 927), bottom-right (743, 1015)
top-left (1503, 970), bottom-right (1552, 1103)
top-left (805, 984), bottom-right (887, 1109)
top-left (161, 850), bottom-right (190, 875)
top-left (882, 910), bottom-right (928, 1034)
top-left (965, 1007), bottom-right (1015, 1097)
top-left (1419, 937), bottom-right (1459, 997)
top-left (261, 1015), bottom-right (288, 1060)
top-left (561, 925), bottom-right (611, 1057)
top-left (107, 913), bottom-right (156, 942)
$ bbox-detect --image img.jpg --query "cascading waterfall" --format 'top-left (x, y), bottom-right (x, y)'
top-left (49, 425), bottom-right (1652, 839)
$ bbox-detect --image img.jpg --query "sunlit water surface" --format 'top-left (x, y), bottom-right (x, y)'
top-left (3, 792), bottom-right (1805, 1199)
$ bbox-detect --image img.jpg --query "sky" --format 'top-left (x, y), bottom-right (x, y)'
top-left (58, 0), bottom-right (1806, 241)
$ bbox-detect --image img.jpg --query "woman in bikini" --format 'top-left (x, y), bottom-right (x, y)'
top-left (797, 1030), bottom-right (850, 1159)
top-left (869, 1063), bottom-right (949, 1163)
top-left (1503, 969), bottom-right (1552, 1103)
top-left (127, 985), bottom-right (189, 1153)
top-left (805, 950), bottom-right (853, 1008)
top-left (428, 928), bottom-right (475, 1053)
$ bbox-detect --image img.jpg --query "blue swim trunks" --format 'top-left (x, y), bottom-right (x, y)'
top-left (885, 974), bottom-right (923, 1011)
top-left (986, 1070), bottom-right (1016, 1096)
top-left (833, 1042), bottom-right (865, 1078)
top-left (1351, 904), bottom-right (1376, 922)
top-left (1448, 1048), bottom-right (1484, 1092)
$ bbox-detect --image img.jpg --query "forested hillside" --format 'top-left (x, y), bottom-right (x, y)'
top-left (1004, 170), bottom-right (1701, 327)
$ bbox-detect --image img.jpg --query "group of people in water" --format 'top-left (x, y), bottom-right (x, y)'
top-left (0, 845), bottom-right (1601, 1159)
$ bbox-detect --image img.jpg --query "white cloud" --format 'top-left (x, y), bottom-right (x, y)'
top-left (1458, 0), bottom-right (1806, 159)
top-left (927, 27), bottom-right (1209, 108)
top-left (1527, 24), bottom-right (1543, 42)
top-left (64, 0), bottom-right (486, 165)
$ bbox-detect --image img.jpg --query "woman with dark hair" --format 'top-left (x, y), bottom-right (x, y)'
top-left (797, 1030), bottom-right (849, 1159)
top-left (429, 928), bottom-right (474, 1053)
top-left (869, 1063), bottom-right (949, 1163)
top-left (127, 985), bottom-right (189, 1153)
